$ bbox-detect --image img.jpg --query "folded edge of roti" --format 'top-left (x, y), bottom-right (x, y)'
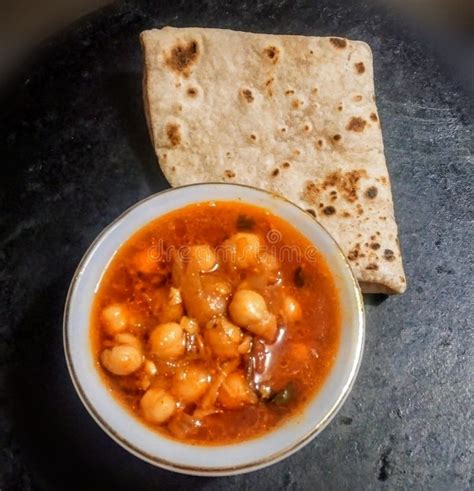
top-left (140, 26), bottom-right (406, 294)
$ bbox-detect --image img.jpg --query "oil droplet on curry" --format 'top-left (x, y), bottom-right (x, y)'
top-left (91, 202), bottom-right (341, 444)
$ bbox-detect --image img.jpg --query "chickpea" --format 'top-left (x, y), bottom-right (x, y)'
top-left (245, 312), bottom-right (277, 342)
top-left (101, 345), bottom-right (143, 375)
top-left (189, 244), bottom-right (216, 272)
top-left (150, 322), bottom-right (185, 360)
top-left (282, 295), bottom-right (302, 322)
top-left (101, 303), bottom-right (128, 335)
top-left (229, 290), bottom-right (268, 327)
top-left (133, 248), bottom-right (161, 275)
top-left (224, 233), bottom-right (261, 269)
top-left (171, 364), bottom-right (211, 403)
top-left (218, 371), bottom-right (257, 409)
top-left (258, 252), bottom-right (279, 273)
top-left (114, 333), bottom-right (141, 351)
top-left (140, 388), bottom-right (176, 424)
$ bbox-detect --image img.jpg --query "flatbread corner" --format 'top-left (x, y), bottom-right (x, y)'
top-left (141, 26), bottom-right (407, 294)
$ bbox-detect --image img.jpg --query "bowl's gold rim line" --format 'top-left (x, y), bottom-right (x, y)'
top-left (63, 182), bottom-right (365, 477)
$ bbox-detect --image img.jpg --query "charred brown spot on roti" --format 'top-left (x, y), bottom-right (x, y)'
top-left (322, 169), bottom-right (368, 203)
top-left (380, 176), bottom-right (387, 185)
top-left (165, 40), bottom-right (199, 77)
top-left (265, 78), bottom-right (274, 97)
top-left (355, 62), bottom-right (365, 74)
top-left (171, 166), bottom-right (176, 172)
top-left (348, 244), bottom-right (360, 260)
top-left (323, 206), bottom-right (336, 215)
top-left (370, 243), bottom-right (381, 250)
top-left (292, 99), bottom-right (302, 109)
top-left (187, 87), bottom-right (198, 97)
top-left (250, 133), bottom-right (257, 141)
top-left (280, 127), bottom-right (287, 133)
top-left (384, 249), bottom-right (395, 261)
top-left (311, 87), bottom-right (318, 95)
top-left (241, 89), bottom-right (254, 102)
top-left (342, 211), bottom-right (351, 218)
top-left (282, 161), bottom-right (290, 168)
top-left (346, 117), bottom-right (367, 132)
top-left (370, 112), bottom-right (378, 122)
top-left (293, 149), bottom-right (301, 156)
top-left (224, 169), bottom-right (235, 178)
top-left (316, 139), bottom-right (324, 148)
top-left (366, 263), bottom-right (378, 270)
top-left (353, 94), bottom-right (363, 102)
top-left (302, 180), bottom-right (319, 204)
top-left (330, 38), bottom-right (347, 48)
top-left (166, 123), bottom-right (181, 147)
top-left (272, 169), bottom-right (280, 177)
top-left (304, 124), bottom-right (312, 132)
top-left (338, 105), bottom-right (343, 111)
top-left (161, 153), bottom-right (167, 161)
top-left (333, 134), bottom-right (342, 141)
top-left (264, 46), bottom-right (279, 63)
top-left (366, 186), bottom-right (378, 199)
top-left (306, 209), bottom-right (316, 217)
top-left (400, 276), bottom-right (406, 283)
top-left (285, 89), bottom-right (295, 95)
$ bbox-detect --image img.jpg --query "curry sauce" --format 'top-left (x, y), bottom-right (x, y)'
top-left (91, 201), bottom-right (340, 444)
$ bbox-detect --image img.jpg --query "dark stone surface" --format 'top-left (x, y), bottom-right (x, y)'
top-left (0, 0), bottom-right (472, 489)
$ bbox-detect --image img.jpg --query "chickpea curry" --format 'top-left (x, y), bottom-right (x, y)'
top-left (91, 201), bottom-right (341, 444)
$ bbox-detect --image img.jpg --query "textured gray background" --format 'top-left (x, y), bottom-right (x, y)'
top-left (0, 0), bottom-right (473, 489)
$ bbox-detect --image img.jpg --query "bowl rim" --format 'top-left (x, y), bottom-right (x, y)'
top-left (63, 182), bottom-right (365, 476)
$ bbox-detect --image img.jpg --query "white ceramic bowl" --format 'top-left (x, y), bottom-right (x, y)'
top-left (64, 183), bottom-right (364, 476)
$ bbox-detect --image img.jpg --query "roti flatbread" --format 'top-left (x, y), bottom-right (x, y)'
top-left (140, 26), bottom-right (406, 294)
